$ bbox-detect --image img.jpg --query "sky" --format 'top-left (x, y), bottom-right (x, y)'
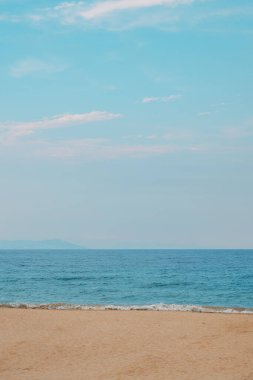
top-left (0, 0), bottom-right (253, 248)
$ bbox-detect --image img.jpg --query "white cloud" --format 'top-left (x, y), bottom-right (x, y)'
top-left (26, 0), bottom-right (196, 29)
top-left (9, 58), bottom-right (67, 78)
top-left (142, 95), bottom-right (182, 103)
top-left (77, 0), bottom-right (194, 20)
top-left (0, 111), bottom-right (122, 140)
top-left (3, 2), bottom-right (253, 33)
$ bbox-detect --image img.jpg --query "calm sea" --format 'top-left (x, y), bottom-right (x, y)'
top-left (0, 249), bottom-right (253, 312)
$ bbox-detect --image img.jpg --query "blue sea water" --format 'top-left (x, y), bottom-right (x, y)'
top-left (0, 249), bottom-right (253, 312)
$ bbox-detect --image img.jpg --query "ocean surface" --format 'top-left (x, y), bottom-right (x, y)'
top-left (0, 249), bottom-right (253, 313)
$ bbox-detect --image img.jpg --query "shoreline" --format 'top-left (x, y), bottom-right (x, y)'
top-left (1, 302), bottom-right (253, 314)
top-left (1, 308), bottom-right (253, 379)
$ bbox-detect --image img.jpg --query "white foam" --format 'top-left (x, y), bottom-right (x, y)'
top-left (1, 302), bottom-right (253, 314)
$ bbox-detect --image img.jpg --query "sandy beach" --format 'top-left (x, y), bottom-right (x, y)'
top-left (0, 309), bottom-right (253, 380)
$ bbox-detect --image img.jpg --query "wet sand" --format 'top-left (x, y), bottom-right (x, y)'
top-left (0, 308), bottom-right (253, 379)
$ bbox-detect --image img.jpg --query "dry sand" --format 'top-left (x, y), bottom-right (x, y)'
top-left (0, 308), bottom-right (253, 380)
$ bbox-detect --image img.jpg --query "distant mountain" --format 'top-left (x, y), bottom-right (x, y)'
top-left (0, 240), bottom-right (84, 250)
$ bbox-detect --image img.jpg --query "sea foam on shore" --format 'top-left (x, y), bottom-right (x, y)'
top-left (1, 302), bottom-right (253, 314)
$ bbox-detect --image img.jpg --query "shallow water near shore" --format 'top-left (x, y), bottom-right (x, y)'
top-left (0, 249), bottom-right (253, 312)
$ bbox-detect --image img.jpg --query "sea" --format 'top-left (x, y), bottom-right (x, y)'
top-left (0, 249), bottom-right (253, 313)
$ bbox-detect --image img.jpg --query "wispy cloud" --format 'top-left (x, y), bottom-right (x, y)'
top-left (0, 111), bottom-right (122, 141)
top-left (9, 58), bottom-right (67, 78)
top-left (0, 133), bottom-right (198, 160)
top-left (5, 117), bottom-right (245, 161)
top-left (3, 124), bottom-right (250, 160)
top-left (37, 139), bottom-right (180, 160)
top-left (0, 116), bottom-right (205, 160)
top-left (142, 95), bottom-right (182, 103)
top-left (2, 2), bottom-right (253, 33)
top-left (26, 0), bottom-right (196, 29)
top-left (76, 0), bottom-right (194, 20)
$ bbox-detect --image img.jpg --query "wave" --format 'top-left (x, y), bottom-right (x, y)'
top-left (1, 303), bottom-right (253, 314)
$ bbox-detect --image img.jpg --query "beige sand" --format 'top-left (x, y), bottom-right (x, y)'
top-left (0, 309), bottom-right (253, 380)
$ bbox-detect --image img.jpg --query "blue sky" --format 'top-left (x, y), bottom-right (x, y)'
top-left (0, 0), bottom-right (253, 248)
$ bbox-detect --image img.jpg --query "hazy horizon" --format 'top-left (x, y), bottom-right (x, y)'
top-left (0, 240), bottom-right (252, 250)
